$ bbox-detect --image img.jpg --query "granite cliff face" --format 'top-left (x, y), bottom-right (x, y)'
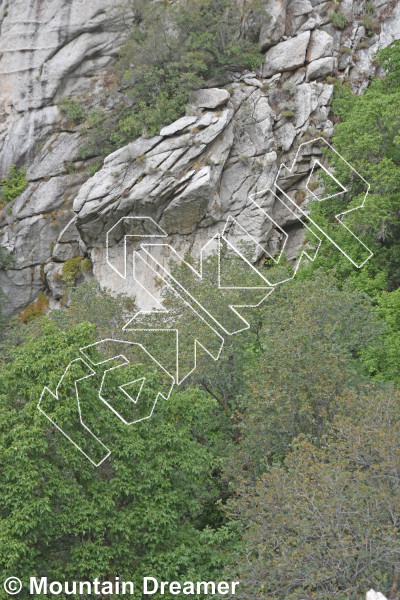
top-left (0, 0), bottom-right (129, 172)
top-left (1, 0), bottom-right (400, 316)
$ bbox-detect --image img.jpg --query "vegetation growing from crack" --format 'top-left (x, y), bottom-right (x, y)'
top-left (0, 164), bottom-right (28, 206)
top-left (59, 256), bottom-right (92, 286)
top-left (18, 292), bottom-right (49, 324)
top-left (59, 96), bottom-right (86, 125)
top-left (77, 0), bottom-right (268, 160)
top-left (330, 9), bottom-right (348, 29)
top-left (0, 247), bottom-right (14, 271)
top-left (1, 19), bottom-right (400, 600)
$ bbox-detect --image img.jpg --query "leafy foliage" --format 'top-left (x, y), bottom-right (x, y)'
top-left (360, 1), bottom-right (378, 35)
top-left (86, 161), bottom-right (102, 176)
top-left (304, 41), bottom-right (400, 295)
top-left (0, 320), bottom-right (232, 598)
top-left (218, 43), bottom-right (400, 598)
top-left (60, 257), bottom-right (91, 286)
top-left (58, 96), bottom-right (86, 124)
top-left (223, 271), bottom-right (382, 481)
top-left (1, 39), bottom-right (400, 600)
top-left (0, 289), bottom-right (9, 339)
top-left (225, 385), bottom-right (400, 600)
top-left (329, 10), bottom-right (347, 29)
top-left (18, 292), bottom-right (49, 324)
top-left (0, 165), bottom-right (28, 206)
top-left (362, 287), bottom-right (400, 383)
top-left (50, 281), bottom-right (136, 339)
top-left (0, 247), bottom-right (14, 271)
top-left (79, 0), bottom-right (267, 158)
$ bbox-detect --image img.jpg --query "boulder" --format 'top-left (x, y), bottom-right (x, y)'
top-left (298, 13), bottom-right (324, 32)
top-left (44, 262), bottom-right (66, 299)
top-left (294, 82), bottom-right (320, 127)
top-left (0, 266), bottom-right (44, 316)
top-left (162, 167), bottom-right (213, 234)
top-left (160, 116), bottom-right (198, 137)
top-left (52, 241), bottom-right (80, 262)
top-left (259, 0), bottom-right (287, 50)
top-left (287, 0), bottom-right (313, 17)
top-left (323, 119), bottom-right (334, 137)
top-left (306, 57), bottom-right (337, 81)
top-left (286, 0), bottom-right (313, 35)
top-left (318, 83), bottom-right (334, 106)
top-left (366, 591), bottom-right (387, 600)
top-left (243, 78), bottom-right (263, 88)
top-left (275, 122), bottom-right (296, 151)
top-left (306, 30), bottom-right (334, 62)
top-left (195, 113), bottom-right (214, 129)
top-left (263, 31), bottom-right (311, 77)
top-left (189, 88), bottom-right (230, 109)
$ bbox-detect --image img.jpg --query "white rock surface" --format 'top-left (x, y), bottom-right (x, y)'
top-left (189, 88), bottom-right (230, 109)
top-left (286, 0), bottom-right (314, 35)
top-left (263, 32), bottom-right (311, 77)
top-left (307, 29), bottom-right (334, 62)
top-left (275, 122), bottom-right (297, 151)
top-left (44, 262), bottom-right (65, 300)
top-left (0, 0), bottom-right (131, 173)
top-left (243, 78), bottom-right (263, 88)
top-left (288, 0), bottom-right (313, 18)
top-left (259, 0), bottom-right (287, 50)
top-left (160, 116), bottom-right (198, 137)
top-left (366, 590), bottom-right (388, 600)
top-left (306, 57), bottom-right (338, 81)
top-left (2, 0), bottom-right (400, 315)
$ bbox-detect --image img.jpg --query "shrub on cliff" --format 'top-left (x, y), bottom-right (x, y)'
top-left (0, 164), bottom-right (28, 206)
top-left (80, 0), bottom-right (267, 158)
top-left (304, 41), bottom-right (400, 296)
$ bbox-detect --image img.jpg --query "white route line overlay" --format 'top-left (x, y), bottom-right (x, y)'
top-left (224, 193), bottom-right (323, 287)
top-left (106, 216), bottom-right (168, 279)
top-left (37, 341), bottom-right (174, 466)
top-left (123, 251), bottom-right (225, 384)
top-left (138, 234), bottom-right (273, 336)
top-left (38, 137), bottom-right (374, 466)
top-left (274, 137), bottom-right (373, 268)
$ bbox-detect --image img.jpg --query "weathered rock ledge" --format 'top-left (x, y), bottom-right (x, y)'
top-left (1, 0), bottom-right (400, 315)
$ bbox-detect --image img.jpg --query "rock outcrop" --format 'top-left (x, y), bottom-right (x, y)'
top-left (366, 590), bottom-right (388, 600)
top-left (1, 0), bottom-right (400, 316)
top-left (0, 0), bottom-right (131, 172)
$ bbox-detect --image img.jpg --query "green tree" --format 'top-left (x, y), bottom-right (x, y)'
top-left (0, 319), bottom-right (232, 599)
top-left (224, 384), bottom-right (400, 600)
top-left (144, 255), bottom-right (383, 459)
top-left (0, 247), bottom-right (14, 339)
top-left (304, 41), bottom-right (400, 295)
top-left (128, 243), bottom-right (275, 445)
top-left (222, 271), bottom-right (382, 482)
top-left (80, 0), bottom-right (267, 158)
top-left (0, 165), bottom-right (28, 206)
top-left (362, 287), bottom-right (400, 383)
top-left (0, 288), bottom-right (8, 339)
